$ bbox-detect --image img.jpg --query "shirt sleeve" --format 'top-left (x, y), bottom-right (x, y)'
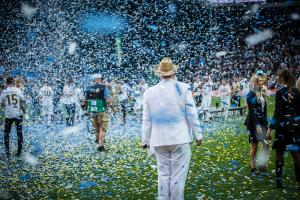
top-left (185, 85), bottom-right (203, 140)
top-left (142, 91), bottom-right (152, 145)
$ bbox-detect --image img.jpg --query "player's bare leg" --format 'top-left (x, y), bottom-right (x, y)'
top-left (97, 128), bottom-right (106, 151)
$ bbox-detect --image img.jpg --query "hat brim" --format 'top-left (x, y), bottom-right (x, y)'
top-left (153, 64), bottom-right (178, 76)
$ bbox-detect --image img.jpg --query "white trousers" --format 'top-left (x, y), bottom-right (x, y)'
top-left (154, 143), bottom-right (191, 200)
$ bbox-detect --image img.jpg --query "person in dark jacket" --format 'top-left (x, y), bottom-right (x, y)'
top-left (268, 69), bottom-right (300, 188)
top-left (245, 73), bottom-right (269, 175)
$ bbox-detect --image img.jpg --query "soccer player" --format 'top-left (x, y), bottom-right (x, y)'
top-left (61, 80), bottom-right (76, 126)
top-left (38, 80), bottom-right (54, 126)
top-left (201, 76), bottom-right (213, 122)
top-left (231, 76), bottom-right (241, 108)
top-left (118, 79), bottom-right (130, 125)
top-left (84, 74), bottom-right (111, 151)
top-left (218, 78), bottom-right (231, 120)
top-left (0, 77), bottom-right (26, 158)
top-left (74, 84), bottom-right (84, 122)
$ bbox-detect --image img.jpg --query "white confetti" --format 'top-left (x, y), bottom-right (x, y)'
top-left (60, 124), bottom-right (84, 136)
top-left (21, 3), bottom-right (37, 18)
top-left (245, 29), bottom-right (274, 46)
top-left (24, 153), bottom-right (39, 166)
top-left (68, 42), bottom-right (77, 55)
top-left (256, 149), bottom-right (268, 168)
top-left (65, 184), bottom-right (73, 189)
top-left (216, 51), bottom-right (227, 58)
top-left (291, 13), bottom-right (300, 20)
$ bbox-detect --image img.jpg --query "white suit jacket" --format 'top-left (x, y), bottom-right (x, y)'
top-left (142, 79), bottom-right (202, 147)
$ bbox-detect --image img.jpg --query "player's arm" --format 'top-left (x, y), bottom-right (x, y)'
top-left (19, 90), bottom-right (26, 114)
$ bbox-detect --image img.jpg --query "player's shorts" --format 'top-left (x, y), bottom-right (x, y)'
top-left (91, 112), bottom-right (109, 132)
top-left (220, 97), bottom-right (230, 109)
top-left (201, 96), bottom-right (211, 111)
top-left (41, 105), bottom-right (54, 116)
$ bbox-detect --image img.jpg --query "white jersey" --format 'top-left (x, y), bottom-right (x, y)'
top-left (202, 81), bottom-right (213, 97)
top-left (218, 84), bottom-right (231, 98)
top-left (119, 83), bottom-right (129, 102)
top-left (74, 87), bottom-right (83, 105)
top-left (193, 81), bottom-right (201, 91)
top-left (39, 86), bottom-right (54, 105)
top-left (61, 85), bottom-right (75, 105)
top-left (240, 79), bottom-right (250, 97)
top-left (0, 86), bottom-right (25, 119)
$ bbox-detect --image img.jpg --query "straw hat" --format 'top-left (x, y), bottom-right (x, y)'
top-left (154, 57), bottom-right (178, 76)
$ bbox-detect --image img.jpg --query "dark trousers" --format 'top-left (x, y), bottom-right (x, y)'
top-left (275, 149), bottom-right (300, 182)
top-left (231, 95), bottom-right (241, 108)
top-left (64, 104), bottom-right (75, 126)
top-left (4, 117), bottom-right (23, 157)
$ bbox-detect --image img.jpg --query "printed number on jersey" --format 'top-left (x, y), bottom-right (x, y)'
top-left (6, 94), bottom-right (18, 105)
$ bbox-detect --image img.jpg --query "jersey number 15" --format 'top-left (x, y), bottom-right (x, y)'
top-left (6, 94), bottom-right (18, 105)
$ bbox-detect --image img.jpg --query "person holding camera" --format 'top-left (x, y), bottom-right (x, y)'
top-left (244, 71), bottom-right (269, 175)
top-left (268, 69), bottom-right (300, 188)
top-left (83, 74), bottom-right (111, 152)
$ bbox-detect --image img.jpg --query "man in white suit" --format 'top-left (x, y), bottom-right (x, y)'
top-left (142, 57), bottom-right (202, 200)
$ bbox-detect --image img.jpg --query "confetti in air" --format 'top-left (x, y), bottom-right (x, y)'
top-left (68, 42), bottom-right (77, 55)
top-left (245, 29), bottom-right (274, 46)
top-left (60, 124), bottom-right (84, 136)
top-left (291, 13), bottom-right (300, 20)
top-left (21, 3), bottom-right (37, 18)
top-left (0, 0), bottom-right (299, 199)
top-left (216, 51), bottom-right (227, 58)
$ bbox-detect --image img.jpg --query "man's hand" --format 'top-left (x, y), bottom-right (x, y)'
top-left (196, 139), bottom-right (202, 146)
